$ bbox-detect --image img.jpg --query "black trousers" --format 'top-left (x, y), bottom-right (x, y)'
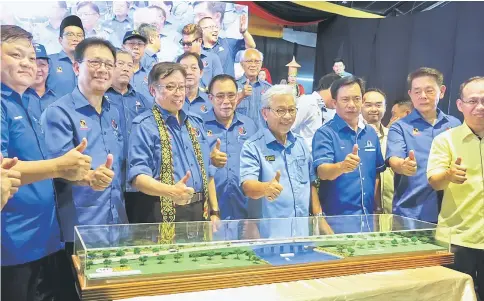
top-left (125, 191), bottom-right (204, 223)
top-left (446, 245), bottom-right (484, 300)
top-left (1, 250), bottom-right (79, 301)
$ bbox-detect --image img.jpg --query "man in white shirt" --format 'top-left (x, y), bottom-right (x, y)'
top-left (292, 73), bottom-right (340, 151)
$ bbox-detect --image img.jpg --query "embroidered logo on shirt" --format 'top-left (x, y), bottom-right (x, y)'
top-left (238, 126), bottom-right (247, 136)
top-left (112, 119), bottom-right (118, 130)
top-left (80, 119), bottom-right (88, 129)
top-left (191, 127), bottom-right (201, 137)
top-left (366, 140), bottom-right (373, 148)
top-left (265, 155), bottom-right (275, 162)
top-left (207, 130), bottom-right (213, 136)
top-left (203, 60), bottom-right (209, 67)
top-left (56, 66), bottom-right (63, 73)
top-left (13, 116), bottom-right (23, 120)
top-left (412, 128), bottom-right (420, 136)
top-left (200, 105), bottom-right (208, 113)
top-left (218, 46), bottom-right (225, 52)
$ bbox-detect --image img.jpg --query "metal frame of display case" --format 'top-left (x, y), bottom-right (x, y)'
top-left (71, 215), bottom-right (454, 300)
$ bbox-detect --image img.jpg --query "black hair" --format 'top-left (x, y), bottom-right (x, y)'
top-left (74, 37), bottom-right (116, 62)
top-left (148, 62), bottom-right (187, 87)
top-left (208, 74), bottom-right (237, 95)
top-left (176, 52), bottom-right (204, 71)
top-left (333, 57), bottom-right (345, 65)
top-left (407, 67), bottom-right (444, 90)
top-left (316, 73), bottom-right (340, 91)
top-left (459, 76), bottom-right (484, 99)
top-left (364, 88), bottom-right (387, 100)
top-left (1, 25), bottom-right (33, 43)
top-left (330, 75), bottom-right (365, 100)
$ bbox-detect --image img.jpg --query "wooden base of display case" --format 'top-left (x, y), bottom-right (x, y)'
top-left (73, 252), bottom-right (454, 301)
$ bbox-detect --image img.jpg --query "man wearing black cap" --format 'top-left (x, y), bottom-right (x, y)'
top-left (25, 44), bottom-right (58, 127)
top-left (47, 15), bottom-right (85, 99)
top-left (122, 30), bottom-right (152, 100)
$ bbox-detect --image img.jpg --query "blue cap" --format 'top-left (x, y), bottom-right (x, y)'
top-left (123, 30), bottom-right (147, 44)
top-left (34, 43), bottom-right (49, 60)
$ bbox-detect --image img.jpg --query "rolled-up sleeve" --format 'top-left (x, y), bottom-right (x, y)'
top-left (239, 141), bottom-right (260, 185)
top-left (312, 127), bottom-right (335, 170)
top-left (127, 121), bottom-right (156, 183)
top-left (427, 133), bottom-right (451, 179)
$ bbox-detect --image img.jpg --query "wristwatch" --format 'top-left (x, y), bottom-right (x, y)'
top-left (210, 210), bottom-right (220, 218)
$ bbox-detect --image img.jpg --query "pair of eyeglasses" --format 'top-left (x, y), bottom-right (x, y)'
top-left (78, 59), bottom-right (115, 70)
top-left (211, 93), bottom-right (237, 103)
top-left (154, 83), bottom-right (186, 92)
top-left (179, 38), bottom-right (200, 47)
top-left (461, 98), bottom-right (484, 106)
top-left (63, 32), bottom-right (84, 39)
top-left (124, 41), bottom-right (146, 47)
top-left (201, 25), bottom-right (219, 31)
top-left (265, 107), bottom-right (298, 117)
top-left (115, 61), bottom-right (134, 69)
top-left (243, 60), bottom-right (262, 65)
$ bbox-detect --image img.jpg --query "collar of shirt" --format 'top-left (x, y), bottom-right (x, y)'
top-left (107, 85), bottom-right (136, 97)
top-left (333, 113), bottom-right (366, 133)
top-left (144, 48), bottom-right (157, 58)
top-left (262, 127), bottom-right (296, 148)
top-left (202, 39), bottom-right (221, 50)
top-left (58, 50), bottom-right (70, 61)
top-left (310, 91), bottom-right (325, 110)
top-left (205, 109), bottom-right (243, 129)
top-left (407, 108), bottom-right (449, 125)
top-left (1, 83), bottom-right (23, 106)
top-left (156, 103), bottom-right (189, 124)
top-left (239, 74), bottom-right (263, 87)
top-left (25, 85), bottom-right (56, 98)
top-left (72, 86), bottom-right (110, 111)
top-left (456, 122), bottom-right (480, 142)
top-left (112, 16), bottom-right (131, 23)
top-left (134, 64), bottom-right (147, 74)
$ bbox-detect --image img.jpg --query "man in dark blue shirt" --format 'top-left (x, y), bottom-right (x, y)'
top-left (1, 25), bottom-right (92, 301)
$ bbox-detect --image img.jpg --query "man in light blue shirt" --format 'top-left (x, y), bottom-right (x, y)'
top-left (122, 30), bottom-right (152, 101)
top-left (386, 67), bottom-right (461, 223)
top-left (102, 1), bottom-right (133, 48)
top-left (333, 58), bottom-right (352, 78)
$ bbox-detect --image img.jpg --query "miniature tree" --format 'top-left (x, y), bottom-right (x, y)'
top-left (356, 242), bottom-right (365, 249)
top-left (391, 239), bottom-right (398, 246)
top-left (173, 253), bottom-right (183, 263)
top-left (221, 252), bottom-right (229, 259)
top-left (89, 253), bottom-right (98, 259)
top-left (190, 253), bottom-right (199, 262)
top-left (134, 247), bottom-right (141, 255)
top-left (346, 235), bottom-right (353, 238)
top-left (207, 251), bottom-right (215, 261)
top-left (102, 251), bottom-right (111, 259)
top-left (234, 249), bottom-right (243, 259)
top-left (347, 247), bottom-right (355, 256)
top-left (411, 237), bottom-right (418, 244)
top-left (420, 237), bottom-right (430, 244)
top-left (120, 259), bottom-right (129, 267)
top-left (86, 260), bottom-right (93, 270)
top-left (379, 240), bottom-right (386, 245)
top-left (336, 245), bottom-right (345, 252)
top-left (368, 241), bottom-right (376, 248)
top-left (152, 247), bottom-right (160, 253)
top-left (116, 250), bottom-right (125, 257)
top-left (157, 255), bottom-right (166, 264)
top-left (103, 259), bottom-right (112, 267)
top-left (402, 238), bottom-right (409, 244)
top-left (139, 256), bottom-right (148, 265)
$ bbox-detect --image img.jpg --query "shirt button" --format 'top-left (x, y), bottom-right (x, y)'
top-left (360, 163), bottom-right (363, 166)
top-left (103, 131), bottom-right (106, 135)
top-left (362, 177), bottom-right (365, 180)
top-left (190, 164), bottom-right (194, 167)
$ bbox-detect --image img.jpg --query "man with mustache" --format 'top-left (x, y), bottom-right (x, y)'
top-left (42, 38), bottom-right (127, 252)
top-left (123, 30), bottom-right (152, 101)
top-left (177, 52), bottom-right (211, 115)
top-left (1, 25), bottom-right (92, 301)
top-left (198, 14), bottom-right (255, 77)
top-left (313, 76), bottom-right (386, 217)
top-left (386, 67), bottom-right (461, 223)
top-left (47, 15), bottom-right (85, 98)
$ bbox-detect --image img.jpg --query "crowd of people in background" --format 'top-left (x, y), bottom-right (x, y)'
top-left (1, 3), bottom-right (483, 301)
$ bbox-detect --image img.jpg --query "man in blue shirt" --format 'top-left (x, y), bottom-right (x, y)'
top-left (102, 1), bottom-right (133, 48)
top-left (198, 16), bottom-right (255, 77)
top-left (138, 23), bottom-right (160, 72)
top-left (177, 52), bottom-right (212, 115)
top-left (181, 24), bottom-right (223, 89)
top-left (203, 74), bottom-right (258, 220)
top-left (236, 49), bottom-right (272, 129)
top-left (1, 25), bottom-right (92, 301)
top-left (105, 49), bottom-right (152, 222)
top-left (122, 30), bottom-right (153, 101)
top-left (42, 38), bottom-right (127, 247)
top-left (47, 15), bottom-right (85, 98)
top-left (25, 44), bottom-right (58, 132)
top-left (128, 62), bottom-right (220, 225)
top-left (386, 67), bottom-right (461, 223)
top-left (333, 58), bottom-right (352, 78)
top-left (312, 76), bottom-right (386, 217)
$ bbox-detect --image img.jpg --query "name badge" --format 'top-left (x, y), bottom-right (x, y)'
top-left (265, 155), bottom-right (275, 162)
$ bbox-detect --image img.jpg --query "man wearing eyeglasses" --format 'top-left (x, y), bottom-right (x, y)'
top-left (122, 30), bottom-right (153, 101)
top-left (42, 38), bottom-right (127, 251)
top-left (313, 76), bottom-right (385, 217)
top-left (240, 85), bottom-right (322, 222)
top-left (177, 52), bottom-right (211, 115)
top-left (138, 24), bottom-right (160, 73)
top-left (203, 74), bottom-right (257, 220)
top-left (427, 77), bottom-right (484, 300)
top-left (236, 48), bottom-right (271, 130)
top-left (47, 15), bottom-right (85, 98)
top-left (128, 62), bottom-right (220, 226)
top-left (198, 15), bottom-right (255, 77)
top-left (181, 24), bottom-right (222, 90)
top-left (386, 67), bottom-right (460, 223)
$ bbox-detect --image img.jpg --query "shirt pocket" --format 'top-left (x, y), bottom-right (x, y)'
top-left (289, 156), bottom-right (309, 184)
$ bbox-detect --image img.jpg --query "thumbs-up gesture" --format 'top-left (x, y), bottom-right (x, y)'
top-left (401, 150), bottom-right (417, 176)
top-left (446, 157), bottom-right (467, 184)
top-left (210, 138), bottom-right (228, 168)
top-left (56, 138), bottom-right (92, 181)
top-left (243, 82), bottom-right (252, 97)
top-left (1, 156), bottom-right (21, 207)
top-left (340, 144), bottom-right (360, 173)
top-left (89, 154), bottom-right (115, 191)
top-left (171, 171), bottom-right (196, 205)
top-left (264, 170), bottom-right (283, 201)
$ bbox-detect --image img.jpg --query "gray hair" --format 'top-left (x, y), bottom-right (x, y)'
top-left (261, 85), bottom-right (295, 108)
top-left (138, 23), bottom-right (158, 40)
top-left (241, 48), bottom-right (264, 62)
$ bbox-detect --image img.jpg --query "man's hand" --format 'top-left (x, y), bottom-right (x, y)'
top-left (400, 150), bottom-right (417, 176)
top-left (264, 171), bottom-right (283, 201)
top-left (239, 13), bottom-right (248, 34)
top-left (171, 171), bottom-right (195, 206)
top-left (89, 154), bottom-right (114, 191)
top-left (1, 156), bottom-right (21, 208)
top-left (56, 138), bottom-right (92, 181)
top-left (446, 157), bottom-right (467, 184)
top-left (340, 144), bottom-right (360, 173)
top-left (210, 214), bottom-right (221, 233)
top-left (243, 82), bottom-right (252, 98)
top-left (210, 139), bottom-right (227, 168)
